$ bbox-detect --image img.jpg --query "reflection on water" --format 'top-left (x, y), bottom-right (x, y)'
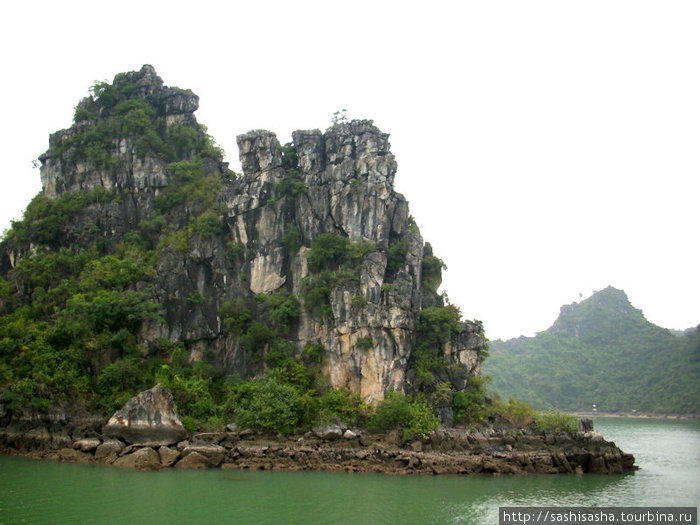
top-left (0, 417), bottom-right (697, 525)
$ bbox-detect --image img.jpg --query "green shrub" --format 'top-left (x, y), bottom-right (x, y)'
top-left (452, 377), bottom-right (491, 424)
top-left (168, 158), bottom-right (204, 181)
top-left (180, 415), bottom-right (197, 433)
top-left (307, 233), bottom-right (352, 272)
top-left (167, 123), bottom-right (199, 158)
top-left (280, 143), bottom-right (299, 170)
top-left (186, 291), bottom-right (205, 304)
top-left (356, 336), bottom-right (373, 349)
top-left (138, 215), bottom-right (167, 242)
top-left (63, 289), bottom-right (161, 332)
top-left (156, 367), bottom-right (219, 423)
top-left (281, 225), bottom-right (303, 254)
top-left (191, 210), bottom-right (224, 238)
top-left (196, 124), bottom-right (224, 161)
top-left (184, 175), bottom-right (222, 210)
top-left (534, 410), bottom-right (578, 433)
top-left (368, 391), bottom-right (439, 439)
top-left (268, 358), bottom-right (313, 391)
top-left (162, 160), bottom-right (225, 214)
top-left (317, 388), bottom-right (367, 425)
top-left (301, 343), bottom-right (326, 366)
top-left (277, 171), bottom-right (307, 197)
top-left (199, 415), bottom-right (226, 432)
top-left (15, 193), bottom-right (90, 247)
top-left (368, 391), bottom-right (411, 431)
top-left (12, 246), bottom-right (95, 295)
top-left (255, 290), bottom-right (300, 333)
top-left (411, 305), bottom-right (464, 392)
top-left (96, 357), bottom-right (151, 410)
top-left (351, 295), bottom-right (367, 308)
top-left (490, 398), bottom-right (537, 427)
top-left (404, 400), bottom-right (441, 440)
top-left (418, 305), bottom-right (462, 344)
top-left (277, 143), bottom-right (306, 196)
top-left (228, 377), bottom-right (303, 434)
top-left (97, 357), bottom-right (147, 393)
top-left (221, 298), bottom-right (252, 334)
top-left (155, 186), bottom-right (187, 213)
top-left (78, 250), bottom-right (155, 292)
top-left (227, 241), bottom-right (244, 260)
top-left (300, 234), bottom-right (376, 316)
top-left (239, 322), bottom-right (274, 355)
top-left (0, 318), bottom-right (90, 412)
top-left (386, 238), bottom-right (408, 275)
top-left (421, 255), bottom-right (446, 293)
top-left (301, 271), bottom-right (336, 317)
top-left (264, 339), bottom-right (295, 369)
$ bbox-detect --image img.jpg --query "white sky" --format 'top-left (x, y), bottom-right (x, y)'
top-left (1, 1), bottom-right (698, 339)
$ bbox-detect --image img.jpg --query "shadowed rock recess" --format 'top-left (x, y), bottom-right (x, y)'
top-left (0, 66), bottom-right (635, 473)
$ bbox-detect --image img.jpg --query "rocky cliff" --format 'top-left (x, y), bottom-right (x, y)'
top-left (0, 65), bottom-right (486, 416)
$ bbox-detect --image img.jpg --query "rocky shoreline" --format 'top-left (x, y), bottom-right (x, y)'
top-left (0, 417), bottom-right (637, 476)
top-left (575, 411), bottom-right (697, 420)
top-left (0, 386), bottom-right (637, 475)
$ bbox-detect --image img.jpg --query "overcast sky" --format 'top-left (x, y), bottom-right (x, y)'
top-left (1, 1), bottom-right (698, 339)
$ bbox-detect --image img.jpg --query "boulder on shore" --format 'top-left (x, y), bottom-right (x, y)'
top-left (175, 451), bottom-right (211, 469)
top-left (113, 447), bottom-right (162, 471)
top-left (102, 385), bottom-right (189, 446)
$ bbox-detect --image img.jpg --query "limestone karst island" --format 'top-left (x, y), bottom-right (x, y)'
top-left (0, 65), bottom-right (635, 474)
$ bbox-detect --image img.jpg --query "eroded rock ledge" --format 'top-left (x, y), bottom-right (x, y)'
top-left (0, 423), bottom-right (636, 475)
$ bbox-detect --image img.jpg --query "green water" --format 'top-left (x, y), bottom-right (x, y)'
top-left (0, 418), bottom-right (697, 524)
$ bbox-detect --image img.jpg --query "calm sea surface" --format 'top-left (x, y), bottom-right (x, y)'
top-left (0, 417), bottom-right (697, 524)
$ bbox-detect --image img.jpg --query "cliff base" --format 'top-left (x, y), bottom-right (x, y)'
top-left (0, 418), bottom-right (636, 475)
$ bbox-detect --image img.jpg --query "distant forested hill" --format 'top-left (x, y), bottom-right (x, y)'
top-left (484, 287), bottom-right (700, 414)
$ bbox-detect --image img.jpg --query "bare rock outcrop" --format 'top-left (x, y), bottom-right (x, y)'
top-left (102, 385), bottom-right (188, 446)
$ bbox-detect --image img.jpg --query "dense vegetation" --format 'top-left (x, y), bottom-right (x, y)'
top-left (485, 287), bottom-right (700, 414)
top-left (0, 70), bottom-right (227, 423)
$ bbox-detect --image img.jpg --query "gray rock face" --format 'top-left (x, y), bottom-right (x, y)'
top-left (213, 120), bottom-right (484, 402)
top-left (102, 385), bottom-right (188, 446)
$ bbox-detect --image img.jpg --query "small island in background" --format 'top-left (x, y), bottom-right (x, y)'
top-left (486, 286), bottom-right (699, 417)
